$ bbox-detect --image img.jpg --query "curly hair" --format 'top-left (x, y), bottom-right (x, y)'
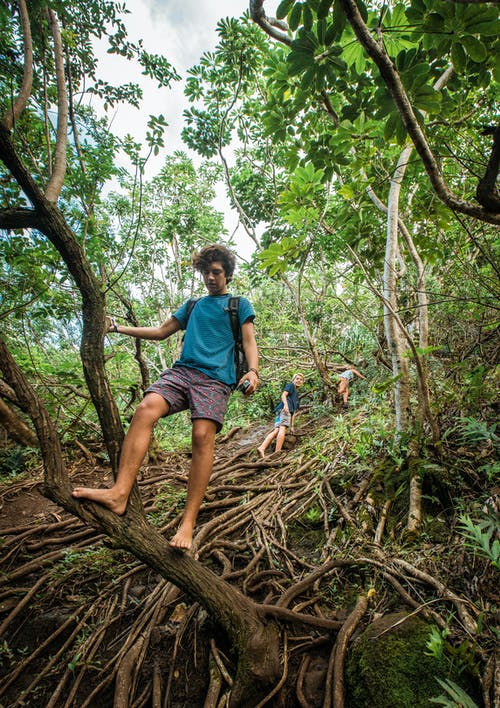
top-left (192, 244), bottom-right (236, 283)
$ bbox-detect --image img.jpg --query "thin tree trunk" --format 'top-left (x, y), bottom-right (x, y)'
top-left (283, 275), bottom-right (334, 404)
top-left (384, 145), bottom-right (413, 434)
top-left (118, 291), bottom-right (151, 391)
top-left (1, 0), bottom-right (32, 130)
top-left (366, 186), bottom-right (439, 443)
top-left (44, 8), bottom-right (68, 202)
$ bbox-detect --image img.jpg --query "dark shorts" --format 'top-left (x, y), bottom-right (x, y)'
top-left (145, 366), bottom-right (231, 432)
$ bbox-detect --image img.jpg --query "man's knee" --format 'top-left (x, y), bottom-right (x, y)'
top-left (192, 419), bottom-right (217, 448)
top-left (134, 394), bottom-right (169, 423)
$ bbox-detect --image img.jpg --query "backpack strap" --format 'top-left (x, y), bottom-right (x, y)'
top-left (227, 296), bottom-right (241, 342)
top-left (185, 297), bottom-right (200, 324)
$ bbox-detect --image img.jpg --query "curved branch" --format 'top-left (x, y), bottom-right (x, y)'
top-left (0, 396), bottom-right (37, 446)
top-left (339, 0), bottom-right (500, 224)
top-left (0, 126), bottom-right (124, 469)
top-left (249, 0), bottom-right (292, 46)
top-left (218, 51), bottom-right (260, 245)
top-left (0, 206), bottom-right (42, 229)
top-left (1, 0), bottom-right (33, 131)
top-left (44, 8), bottom-right (68, 202)
top-left (476, 124), bottom-right (500, 211)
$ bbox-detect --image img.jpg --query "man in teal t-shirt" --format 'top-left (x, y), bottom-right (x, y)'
top-left (73, 244), bottom-right (259, 551)
top-left (172, 294), bottom-right (254, 387)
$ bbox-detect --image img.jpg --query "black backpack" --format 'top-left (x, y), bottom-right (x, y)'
top-left (185, 296), bottom-right (248, 386)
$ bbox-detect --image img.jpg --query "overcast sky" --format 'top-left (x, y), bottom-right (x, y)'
top-left (95, 0), bottom-right (241, 148)
top-left (93, 0), bottom-right (276, 258)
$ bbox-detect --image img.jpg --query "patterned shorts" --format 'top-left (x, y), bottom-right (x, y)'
top-left (274, 410), bottom-right (291, 428)
top-left (145, 366), bottom-right (231, 432)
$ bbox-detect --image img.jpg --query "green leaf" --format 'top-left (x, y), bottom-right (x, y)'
top-left (292, 31), bottom-right (319, 53)
top-left (494, 52), bottom-right (500, 82)
top-left (300, 65), bottom-right (317, 89)
top-left (357, 0), bottom-right (368, 23)
top-left (338, 184), bottom-right (355, 199)
top-left (316, 18), bottom-right (326, 44)
top-left (384, 36), bottom-right (416, 58)
top-left (384, 112), bottom-right (399, 141)
top-left (342, 41), bottom-right (365, 73)
top-left (462, 35), bottom-right (488, 63)
top-left (289, 2), bottom-right (303, 31)
top-left (287, 50), bottom-right (315, 76)
top-left (423, 12), bottom-right (445, 33)
top-left (413, 85), bottom-right (441, 113)
top-left (330, 0), bottom-right (347, 42)
top-left (276, 0), bottom-right (295, 20)
top-left (355, 49), bottom-right (366, 74)
top-left (451, 42), bottom-right (467, 73)
top-left (317, 0), bottom-right (333, 20)
top-left (324, 21), bottom-right (338, 45)
top-left (466, 20), bottom-right (500, 37)
top-left (430, 679), bottom-right (479, 707)
top-left (463, 4), bottom-right (497, 25)
top-left (303, 4), bottom-right (313, 30)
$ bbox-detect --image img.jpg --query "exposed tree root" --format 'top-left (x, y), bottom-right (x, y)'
top-left (0, 416), bottom-right (495, 706)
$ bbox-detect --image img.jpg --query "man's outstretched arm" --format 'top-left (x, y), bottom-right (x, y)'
top-left (106, 315), bottom-right (181, 341)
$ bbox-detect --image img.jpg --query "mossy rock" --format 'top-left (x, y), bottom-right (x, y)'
top-left (345, 612), bottom-right (480, 707)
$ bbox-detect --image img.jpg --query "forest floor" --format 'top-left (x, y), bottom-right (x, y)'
top-left (0, 408), bottom-right (498, 707)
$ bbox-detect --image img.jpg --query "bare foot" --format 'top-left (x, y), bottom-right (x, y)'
top-left (257, 447), bottom-right (266, 459)
top-left (71, 487), bottom-right (128, 515)
top-left (169, 522), bottom-right (194, 551)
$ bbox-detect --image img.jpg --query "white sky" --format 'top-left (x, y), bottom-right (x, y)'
top-left (96, 0), bottom-right (241, 157)
top-left (94, 0), bottom-right (280, 260)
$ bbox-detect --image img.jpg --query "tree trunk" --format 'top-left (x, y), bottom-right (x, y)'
top-left (384, 146), bottom-right (413, 435)
top-left (0, 126), bottom-right (124, 472)
top-left (0, 337), bottom-right (282, 707)
top-left (120, 292), bottom-right (151, 391)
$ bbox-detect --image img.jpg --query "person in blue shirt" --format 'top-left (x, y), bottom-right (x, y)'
top-left (257, 373), bottom-right (304, 458)
top-left (72, 244), bottom-right (259, 551)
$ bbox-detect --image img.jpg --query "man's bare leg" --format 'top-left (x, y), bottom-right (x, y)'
top-left (72, 393), bottom-right (169, 514)
top-left (338, 379), bottom-right (349, 404)
top-left (257, 428), bottom-right (278, 458)
top-left (170, 418), bottom-right (217, 550)
top-left (275, 425), bottom-right (287, 452)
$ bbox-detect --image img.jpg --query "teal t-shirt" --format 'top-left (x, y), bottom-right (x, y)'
top-left (172, 294), bottom-right (255, 386)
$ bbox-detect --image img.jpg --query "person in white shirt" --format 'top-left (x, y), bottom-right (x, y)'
top-left (338, 367), bottom-right (366, 407)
